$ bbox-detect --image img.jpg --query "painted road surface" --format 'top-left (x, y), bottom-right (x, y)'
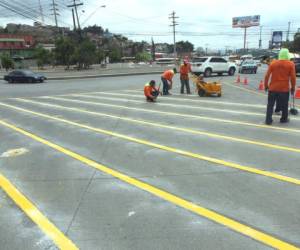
top-left (0, 66), bottom-right (300, 250)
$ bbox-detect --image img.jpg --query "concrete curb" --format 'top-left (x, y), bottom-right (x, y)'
top-left (47, 71), bottom-right (163, 80)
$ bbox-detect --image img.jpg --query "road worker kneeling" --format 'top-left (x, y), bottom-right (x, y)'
top-left (144, 80), bottom-right (160, 102)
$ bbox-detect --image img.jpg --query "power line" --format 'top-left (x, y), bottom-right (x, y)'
top-left (0, 0), bottom-right (71, 26)
top-left (0, 1), bottom-right (40, 22)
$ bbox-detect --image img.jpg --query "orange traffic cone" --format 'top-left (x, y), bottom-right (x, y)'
top-left (295, 86), bottom-right (300, 99)
top-left (258, 80), bottom-right (264, 91)
top-left (243, 77), bottom-right (248, 85)
top-left (236, 75), bottom-right (241, 84)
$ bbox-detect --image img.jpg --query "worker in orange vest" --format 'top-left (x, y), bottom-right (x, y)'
top-left (144, 80), bottom-right (160, 102)
top-left (161, 68), bottom-right (177, 95)
top-left (264, 48), bottom-right (296, 125)
top-left (180, 60), bottom-right (191, 94)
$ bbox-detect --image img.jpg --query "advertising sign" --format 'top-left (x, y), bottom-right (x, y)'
top-left (232, 15), bottom-right (260, 28)
top-left (271, 31), bottom-right (283, 48)
top-left (272, 31), bottom-right (283, 43)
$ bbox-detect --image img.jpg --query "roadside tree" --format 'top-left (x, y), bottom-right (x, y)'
top-left (96, 49), bottom-right (105, 64)
top-left (34, 45), bottom-right (51, 69)
top-left (109, 48), bottom-right (122, 63)
top-left (0, 53), bottom-right (14, 71)
top-left (54, 37), bottom-right (75, 69)
top-left (176, 41), bottom-right (194, 53)
top-left (73, 38), bottom-right (96, 69)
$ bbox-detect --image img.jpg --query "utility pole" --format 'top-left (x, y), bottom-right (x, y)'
top-left (38, 0), bottom-right (45, 24)
top-left (50, 0), bottom-right (59, 27)
top-left (72, 9), bottom-right (77, 30)
top-left (67, 0), bottom-right (83, 32)
top-left (225, 46), bottom-right (230, 55)
top-left (205, 43), bottom-right (209, 55)
top-left (243, 27), bottom-right (247, 51)
top-left (259, 26), bottom-right (263, 49)
top-left (169, 11), bottom-right (179, 65)
top-left (286, 21), bottom-right (291, 42)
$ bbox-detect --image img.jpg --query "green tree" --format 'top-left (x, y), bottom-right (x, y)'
top-left (109, 48), bottom-right (122, 63)
top-left (96, 49), bottom-right (105, 64)
top-left (282, 32), bottom-right (300, 53)
top-left (195, 47), bottom-right (205, 56)
top-left (292, 33), bottom-right (300, 52)
top-left (176, 41), bottom-right (194, 53)
top-left (73, 38), bottom-right (96, 69)
top-left (0, 53), bottom-right (14, 71)
top-left (34, 45), bottom-right (50, 69)
top-left (54, 37), bottom-right (75, 69)
top-left (135, 52), bottom-right (151, 62)
top-left (82, 25), bottom-right (104, 35)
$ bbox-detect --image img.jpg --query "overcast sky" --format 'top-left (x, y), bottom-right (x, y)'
top-left (1, 0), bottom-right (300, 50)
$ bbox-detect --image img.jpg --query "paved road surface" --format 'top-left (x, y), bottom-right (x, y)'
top-left (0, 66), bottom-right (300, 250)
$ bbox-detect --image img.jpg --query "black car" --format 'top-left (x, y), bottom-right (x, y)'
top-left (293, 58), bottom-right (300, 75)
top-left (4, 70), bottom-right (47, 83)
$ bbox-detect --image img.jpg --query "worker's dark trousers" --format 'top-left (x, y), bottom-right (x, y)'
top-left (146, 91), bottom-right (159, 102)
top-left (266, 91), bottom-right (289, 123)
top-left (161, 77), bottom-right (169, 95)
top-left (180, 79), bottom-right (191, 94)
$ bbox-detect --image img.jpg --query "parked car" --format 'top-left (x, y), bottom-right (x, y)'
top-left (293, 58), bottom-right (300, 75)
top-left (4, 70), bottom-right (47, 83)
top-left (191, 56), bottom-right (237, 77)
top-left (239, 60), bottom-right (258, 74)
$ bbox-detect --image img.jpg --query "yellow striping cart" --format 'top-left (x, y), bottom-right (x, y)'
top-left (190, 74), bottom-right (222, 97)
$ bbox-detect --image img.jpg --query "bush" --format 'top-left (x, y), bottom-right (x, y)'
top-left (0, 54), bottom-right (14, 71)
top-left (109, 48), bottom-right (122, 63)
top-left (135, 52), bottom-right (151, 62)
top-left (35, 45), bottom-right (51, 69)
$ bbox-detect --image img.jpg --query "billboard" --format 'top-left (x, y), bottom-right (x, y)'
top-left (232, 15), bottom-right (260, 28)
top-left (271, 31), bottom-right (283, 48)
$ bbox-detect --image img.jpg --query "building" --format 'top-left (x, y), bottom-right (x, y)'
top-left (0, 34), bottom-right (34, 49)
top-left (0, 34), bottom-right (35, 58)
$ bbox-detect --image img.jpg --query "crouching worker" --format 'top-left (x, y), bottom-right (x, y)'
top-left (144, 80), bottom-right (159, 102)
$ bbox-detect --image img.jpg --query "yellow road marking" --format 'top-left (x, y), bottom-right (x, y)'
top-left (38, 96), bottom-right (300, 134)
top-left (0, 119), bottom-right (298, 250)
top-left (1, 101), bottom-right (300, 186)
top-left (10, 99), bottom-right (300, 154)
top-left (0, 173), bottom-right (78, 250)
top-left (68, 94), bottom-right (267, 117)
